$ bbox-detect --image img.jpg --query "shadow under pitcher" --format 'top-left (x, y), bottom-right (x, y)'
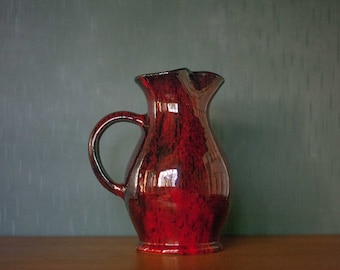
top-left (88, 68), bottom-right (231, 255)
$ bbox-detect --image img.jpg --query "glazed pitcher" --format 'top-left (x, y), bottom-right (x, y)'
top-left (88, 68), bottom-right (230, 255)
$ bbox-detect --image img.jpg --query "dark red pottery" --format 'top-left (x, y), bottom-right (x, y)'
top-left (88, 68), bottom-right (230, 255)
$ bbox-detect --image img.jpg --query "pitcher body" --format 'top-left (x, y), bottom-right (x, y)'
top-left (89, 68), bottom-right (230, 255)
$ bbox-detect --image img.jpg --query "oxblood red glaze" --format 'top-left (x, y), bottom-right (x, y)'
top-left (88, 68), bottom-right (230, 255)
top-left (129, 189), bottom-right (229, 254)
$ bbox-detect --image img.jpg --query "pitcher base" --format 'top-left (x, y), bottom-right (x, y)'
top-left (136, 241), bottom-right (223, 255)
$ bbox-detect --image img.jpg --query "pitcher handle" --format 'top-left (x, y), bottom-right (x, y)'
top-left (88, 111), bottom-right (146, 198)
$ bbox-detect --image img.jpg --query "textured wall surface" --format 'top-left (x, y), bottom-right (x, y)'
top-left (1, 0), bottom-right (339, 236)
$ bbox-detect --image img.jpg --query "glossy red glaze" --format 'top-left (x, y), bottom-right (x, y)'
top-left (88, 68), bottom-right (230, 254)
top-left (129, 188), bottom-right (229, 254)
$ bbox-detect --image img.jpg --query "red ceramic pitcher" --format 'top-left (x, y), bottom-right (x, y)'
top-left (88, 68), bottom-right (230, 255)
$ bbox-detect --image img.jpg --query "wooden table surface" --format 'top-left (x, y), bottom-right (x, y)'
top-left (1, 235), bottom-right (339, 269)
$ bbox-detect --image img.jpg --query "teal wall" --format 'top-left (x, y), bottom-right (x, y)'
top-left (1, 0), bottom-right (339, 236)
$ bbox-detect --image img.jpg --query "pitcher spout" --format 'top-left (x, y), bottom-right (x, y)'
top-left (135, 68), bottom-right (224, 95)
top-left (188, 70), bottom-right (224, 93)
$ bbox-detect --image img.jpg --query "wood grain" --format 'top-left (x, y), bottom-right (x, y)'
top-left (1, 236), bottom-right (339, 269)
